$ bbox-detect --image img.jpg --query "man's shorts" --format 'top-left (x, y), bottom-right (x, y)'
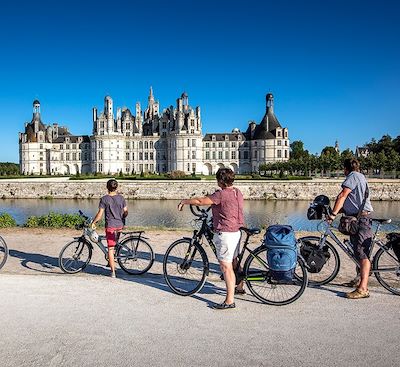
top-left (350, 216), bottom-right (373, 261)
top-left (213, 231), bottom-right (241, 262)
top-left (105, 227), bottom-right (123, 248)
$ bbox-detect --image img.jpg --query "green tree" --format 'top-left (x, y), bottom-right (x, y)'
top-left (290, 140), bottom-right (309, 160)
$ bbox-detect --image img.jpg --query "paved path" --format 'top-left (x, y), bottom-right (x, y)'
top-left (0, 272), bottom-right (399, 367)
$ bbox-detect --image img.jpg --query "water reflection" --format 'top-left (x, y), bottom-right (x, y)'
top-left (0, 199), bottom-right (399, 232)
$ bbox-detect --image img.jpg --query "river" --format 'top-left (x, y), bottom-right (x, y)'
top-left (1, 199), bottom-right (399, 232)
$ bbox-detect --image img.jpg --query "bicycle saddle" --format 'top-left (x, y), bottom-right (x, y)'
top-left (240, 227), bottom-right (261, 236)
top-left (372, 218), bottom-right (392, 224)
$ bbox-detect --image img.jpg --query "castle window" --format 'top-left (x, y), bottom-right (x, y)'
top-left (145, 152), bottom-right (148, 160)
top-left (225, 135), bottom-right (229, 140)
top-left (66, 153), bottom-right (70, 160)
top-left (212, 142), bottom-right (216, 148)
top-left (212, 152), bottom-right (216, 160)
top-left (126, 153), bottom-right (130, 160)
top-left (40, 144), bottom-right (43, 149)
top-left (192, 139), bottom-right (196, 147)
top-left (66, 144), bottom-right (70, 150)
top-left (225, 151), bottom-right (229, 159)
top-left (187, 139), bottom-right (190, 147)
top-left (205, 151), bottom-right (210, 160)
top-left (277, 150), bottom-right (282, 158)
top-left (231, 151), bottom-right (236, 159)
top-left (192, 151), bottom-right (196, 159)
top-left (150, 141), bottom-right (154, 149)
top-left (145, 141), bottom-right (149, 149)
top-left (139, 142), bottom-right (143, 149)
top-left (277, 131), bottom-right (282, 137)
top-left (150, 152), bottom-right (154, 160)
top-left (187, 151), bottom-right (190, 159)
top-left (277, 140), bottom-right (282, 146)
top-left (126, 142), bottom-right (130, 149)
top-left (162, 121), bottom-right (167, 129)
top-left (218, 142), bottom-right (223, 148)
top-left (231, 142), bottom-right (236, 148)
top-left (212, 135), bottom-right (216, 141)
top-left (72, 144), bottom-right (76, 149)
top-left (205, 142), bottom-right (210, 148)
top-left (253, 151), bottom-right (257, 159)
top-left (72, 153), bottom-right (77, 160)
top-left (218, 151), bottom-right (223, 160)
top-left (132, 152), bottom-right (135, 160)
top-left (192, 163), bottom-right (196, 172)
top-left (284, 150), bottom-right (288, 158)
top-left (285, 141), bottom-right (288, 146)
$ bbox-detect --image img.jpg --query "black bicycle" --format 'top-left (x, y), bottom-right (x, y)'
top-left (163, 205), bottom-right (308, 306)
top-left (59, 211), bottom-right (154, 275)
top-left (0, 235), bottom-right (8, 270)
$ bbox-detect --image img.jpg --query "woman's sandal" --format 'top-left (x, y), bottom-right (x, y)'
top-left (212, 302), bottom-right (236, 310)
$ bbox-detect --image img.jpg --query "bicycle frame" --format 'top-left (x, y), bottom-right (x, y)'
top-left (188, 213), bottom-right (268, 281)
top-left (314, 220), bottom-right (399, 272)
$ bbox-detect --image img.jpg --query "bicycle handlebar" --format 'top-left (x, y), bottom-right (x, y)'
top-left (189, 204), bottom-right (211, 218)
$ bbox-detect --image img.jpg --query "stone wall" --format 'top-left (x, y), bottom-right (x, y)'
top-left (0, 179), bottom-right (399, 200)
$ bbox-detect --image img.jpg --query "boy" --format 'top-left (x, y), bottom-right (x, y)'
top-left (92, 179), bottom-right (128, 278)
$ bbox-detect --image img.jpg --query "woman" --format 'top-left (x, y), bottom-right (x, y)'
top-left (178, 168), bottom-right (244, 309)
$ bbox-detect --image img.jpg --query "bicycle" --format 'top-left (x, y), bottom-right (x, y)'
top-left (58, 210), bottom-right (154, 275)
top-left (163, 205), bottom-right (308, 306)
top-left (298, 209), bottom-right (400, 296)
top-left (0, 235), bottom-right (8, 270)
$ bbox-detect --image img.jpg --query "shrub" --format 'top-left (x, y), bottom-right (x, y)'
top-left (24, 212), bottom-right (85, 228)
top-left (0, 213), bottom-right (17, 227)
top-left (168, 170), bottom-right (186, 179)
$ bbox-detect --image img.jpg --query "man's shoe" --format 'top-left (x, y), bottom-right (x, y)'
top-left (234, 288), bottom-right (246, 295)
top-left (345, 288), bottom-right (370, 299)
top-left (212, 302), bottom-right (236, 310)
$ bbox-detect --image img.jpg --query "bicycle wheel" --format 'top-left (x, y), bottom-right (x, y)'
top-left (243, 246), bottom-right (308, 306)
top-left (298, 236), bottom-right (340, 286)
top-left (163, 238), bottom-right (209, 296)
top-left (373, 247), bottom-right (400, 296)
top-left (117, 236), bottom-right (154, 275)
top-left (0, 236), bottom-right (8, 270)
top-left (59, 239), bottom-right (92, 274)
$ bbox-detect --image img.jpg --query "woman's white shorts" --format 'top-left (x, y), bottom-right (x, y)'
top-left (213, 231), bottom-right (241, 262)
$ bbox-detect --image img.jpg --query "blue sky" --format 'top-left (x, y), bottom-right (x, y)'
top-left (1, 0), bottom-right (399, 162)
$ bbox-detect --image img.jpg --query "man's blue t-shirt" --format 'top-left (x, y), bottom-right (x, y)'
top-left (342, 171), bottom-right (373, 215)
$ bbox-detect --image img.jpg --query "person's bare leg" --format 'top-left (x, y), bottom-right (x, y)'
top-left (358, 259), bottom-right (370, 291)
top-left (108, 247), bottom-right (116, 277)
top-left (220, 261), bottom-right (235, 304)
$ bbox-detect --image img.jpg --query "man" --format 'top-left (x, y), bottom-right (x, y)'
top-left (327, 158), bottom-right (373, 299)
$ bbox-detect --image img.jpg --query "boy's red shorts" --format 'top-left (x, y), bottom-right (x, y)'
top-left (105, 227), bottom-right (123, 248)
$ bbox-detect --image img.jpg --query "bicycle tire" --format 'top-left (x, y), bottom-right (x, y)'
top-left (0, 236), bottom-right (8, 270)
top-left (163, 238), bottom-right (209, 296)
top-left (243, 246), bottom-right (308, 306)
top-left (373, 247), bottom-right (400, 296)
top-left (59, 239), bottom-right (92, 274)
top-left (298, 236), bottom-right (340, 286)
top-left (117, 236), bottom-right (154, 275)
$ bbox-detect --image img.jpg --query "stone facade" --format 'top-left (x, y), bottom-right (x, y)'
top-left (19, 90), bottom-right (289, 175)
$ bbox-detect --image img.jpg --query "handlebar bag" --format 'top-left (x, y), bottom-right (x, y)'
top-left (264, 225), bottom-right (297, 282)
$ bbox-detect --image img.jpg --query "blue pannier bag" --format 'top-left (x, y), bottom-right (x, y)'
top-left (264, 225), bottom-right (297, 282)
